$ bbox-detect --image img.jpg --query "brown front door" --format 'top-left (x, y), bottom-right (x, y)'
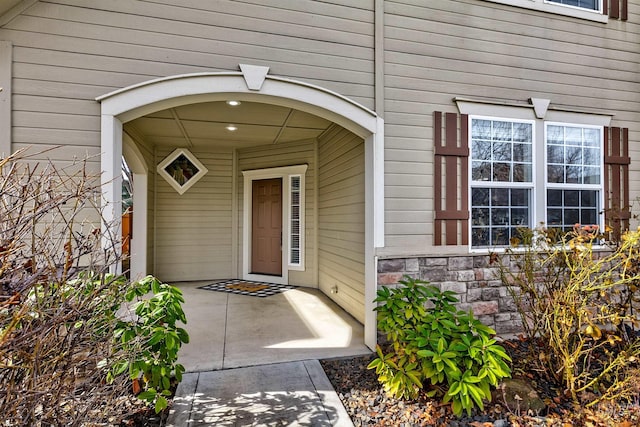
top-left (251, 178), bottom-right (282, 276)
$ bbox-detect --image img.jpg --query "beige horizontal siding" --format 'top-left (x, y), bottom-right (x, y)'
top-left (0, 0), bottom-right (374, 173)
top-left (383, 0), bottom-right (640, 256)
top-left (1, 0), bottom-right (374, 102)
top-left (154, 148), bottom-right (234, 281)
top-left (318, 125), bottom-right (365, 322)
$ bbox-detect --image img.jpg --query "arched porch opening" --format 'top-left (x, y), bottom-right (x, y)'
top-left (97, 66), bottom-right (384, 349)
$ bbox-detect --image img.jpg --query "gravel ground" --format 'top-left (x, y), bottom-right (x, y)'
top-left (320, 354), bottom-right (512, 427)
top-left (319, 340), bottom-right (640, 427)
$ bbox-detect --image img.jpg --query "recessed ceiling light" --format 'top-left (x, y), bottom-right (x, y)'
top-left (226, 100), bottom-right (241, 106)
top-left (226, 124), bottom-right (238, 132)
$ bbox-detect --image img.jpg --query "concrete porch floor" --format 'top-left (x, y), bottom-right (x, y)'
top-left (174, 281), bottom-right (372, 372)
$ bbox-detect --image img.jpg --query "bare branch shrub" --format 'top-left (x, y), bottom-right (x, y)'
top-left (0, 150), bottom-right (143, 426)
top-left (495, 225), bottom-right (640, 406)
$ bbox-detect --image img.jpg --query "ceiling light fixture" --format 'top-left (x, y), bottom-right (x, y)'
top-left (226, 100), bottom-right (241, 106)
top-left (226, 124), bottom-right (238, 132)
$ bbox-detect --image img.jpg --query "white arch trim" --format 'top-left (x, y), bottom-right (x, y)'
top-left (97, 70), bottom-right (384, 349)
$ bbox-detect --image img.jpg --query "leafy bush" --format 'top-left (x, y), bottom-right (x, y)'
top-left (110, 275), bottom-right (189, 413)
top-left (368, 276), bottom-right (511, 416)
top-left (496, 224), bottom-right (640, 405)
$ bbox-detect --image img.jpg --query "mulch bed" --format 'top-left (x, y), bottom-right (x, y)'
top-left (320, 338), bottom-right (640, 427)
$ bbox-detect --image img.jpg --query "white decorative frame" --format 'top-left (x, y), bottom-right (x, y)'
top-left (157, 148), bottom-right (208, 195)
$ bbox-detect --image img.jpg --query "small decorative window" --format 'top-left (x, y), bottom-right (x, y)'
top-left (157, 148), bottom-right (208, 195)
top-left (289, 175), bottom-right (303, 267)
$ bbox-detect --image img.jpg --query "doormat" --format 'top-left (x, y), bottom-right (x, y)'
top-left (198, 279), bottom-right (296, 298)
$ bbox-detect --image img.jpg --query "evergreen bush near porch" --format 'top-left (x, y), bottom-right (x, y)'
top-left (368, 275), bottom-right (511, 416)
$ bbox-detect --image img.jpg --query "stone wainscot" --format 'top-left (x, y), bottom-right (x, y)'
top-left (377, 256), bottom-right (522, 335)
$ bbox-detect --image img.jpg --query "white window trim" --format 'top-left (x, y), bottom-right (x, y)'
top-left (469, 116), bottom-right (537, 251)
top-left (156, 148), bottom-right (208, 195)
top-left (468, 112), bottom-right (606, 252)
top-left (242, 164), bottom-right (308, 284)
top-left (543, 121), bottom-right (604, 231)
top-left (483, 0), bottom-right (607, 23)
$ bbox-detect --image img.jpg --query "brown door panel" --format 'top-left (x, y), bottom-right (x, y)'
top-left (251, 178), bottom-right (282, 275)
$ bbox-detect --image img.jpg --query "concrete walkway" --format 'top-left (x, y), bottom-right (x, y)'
top-left (177, 282), bottom-right (371, 372)
top-left (166, 360), bottom-right (354, 426)
top-left (165, 282), bottom-right (368, 426)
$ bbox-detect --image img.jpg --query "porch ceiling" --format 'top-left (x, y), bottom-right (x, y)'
top-left (124, 100), bottom-right (333, 149)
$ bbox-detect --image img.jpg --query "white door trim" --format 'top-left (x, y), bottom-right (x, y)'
top-left (242, 165), bottom-right (308, 285)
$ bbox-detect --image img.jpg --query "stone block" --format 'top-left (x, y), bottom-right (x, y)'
top-left (419, 257), bottom-right (447, 267)
top-left (466, 288), bottom-right (483, 303)
top-left (449, 256), bottom-right (473, 270)
top-left (495, 320), bottom-right (523, 335)
top-left (405, 258), bottom-right (419, 272)
top-left (457, 270), bottom-right (475, 282)
top-left (481, 288), bottom-right (500, 301)
top-left (445, 271), bottom-right (459, 281)
top-left (487, 280), bottom-right (503, 287)
top-left (420, 267), bottom-right (446, 282)
top-left (478, 314), bottom-right (495, 326)
top-left (494, 313), bottom-right (512, 322)
top-left (377, 272), bottom-right (403, 286)
top-left (457, 302), bottom-right (471, 313)
top-left (473, 256), bottom-right (489, 268)
top-left (483, 268), bottom-right (500, 280)
top-left (471, 300), bottom-right (499, 315)
top-left (378, 258), bottom-right (405, 273)
top-left (498, 297), bottom-right (518, 311)
top-left (440, 281), bottom-right (467, 294)
top-left (474, 269), bottom-right (484, 281)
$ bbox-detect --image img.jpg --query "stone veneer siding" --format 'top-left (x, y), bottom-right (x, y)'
top-left (377, 256), bottom-right (522, 335)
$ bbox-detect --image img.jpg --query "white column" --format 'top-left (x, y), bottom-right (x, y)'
top-left (101, 114), bottom-right (123, 269)
top-left (364, 133), bottom-right (377, 350)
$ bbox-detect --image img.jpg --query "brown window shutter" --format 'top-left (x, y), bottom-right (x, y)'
top-left (433, 111), bottom-right (469, 246)
top-left (609, 0), bottom-right (620, 19)
top-left (607, 0), bottom-right (628, 20)
top-left (604, 126), bottom-right (630, 240)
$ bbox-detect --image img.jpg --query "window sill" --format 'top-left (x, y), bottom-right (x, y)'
top-left (483, 0), bottom-right (608, 23)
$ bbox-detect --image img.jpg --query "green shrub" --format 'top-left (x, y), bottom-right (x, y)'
top-left (368, 276), bottom-right (511, 416)
top-left (496, 225), bottom-right (640, 405)
top-left (108, 276), bottom-right (189, 413)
